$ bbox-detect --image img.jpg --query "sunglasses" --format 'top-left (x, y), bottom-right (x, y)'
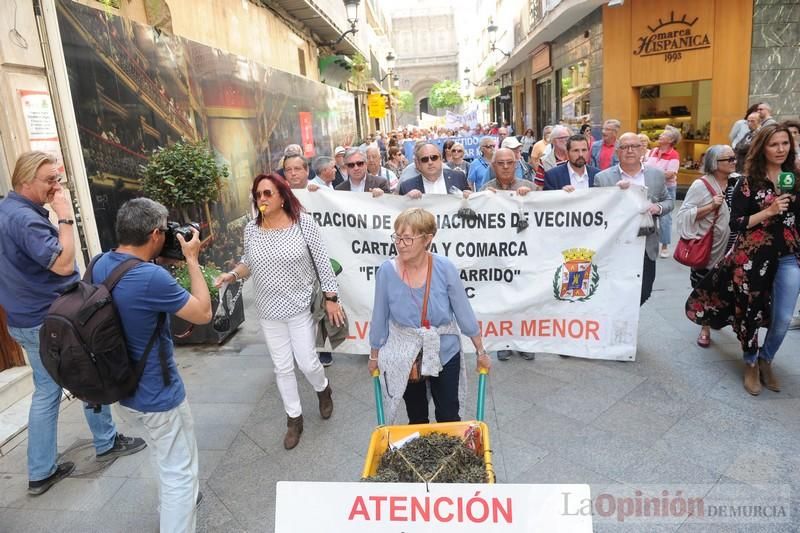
top-left (716, 157), bottom-right (736, 163)
top-left (346, 160), bottom-right (366, 168)
top-left (419, 154), bottom-right (441, 163)
top-left (256, 190), bottom-right (276, 199)
top-left (450, 149), bottom-right (464, 153)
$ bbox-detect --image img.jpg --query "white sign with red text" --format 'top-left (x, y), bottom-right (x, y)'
top-left (275, 482), bottom-right (593, 532)
top-left (296, 186), bottom-right (647, 360)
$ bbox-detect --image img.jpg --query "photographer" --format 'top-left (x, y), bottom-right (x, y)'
top-left (93, 198), bottom-right (212, 532)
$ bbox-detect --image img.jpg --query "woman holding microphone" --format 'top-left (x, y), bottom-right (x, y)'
top-left (216, 173), bottom-right (344, 449)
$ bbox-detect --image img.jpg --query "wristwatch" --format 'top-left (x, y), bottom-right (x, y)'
top-left (58, 219), bottom-right (74, 225)
top-left (324, 294), bottom-right (339, 303)
top-left (477, 349), bottom-right (488, 357)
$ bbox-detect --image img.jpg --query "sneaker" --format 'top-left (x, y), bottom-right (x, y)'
top-left (789, 315), bottom-right (800, 330)
top-left (520, 352), bottom-right (536, 360)
top-left (497, 350), bottom-right (512, 361)
top-left (659, 247), bottom-right (670, 258)
top-left (28, 461), bottom-right (75, 495)
top-left (319, 352), bottom-right (333, 367)
top-left (96, 433), bottom-right (147, 462)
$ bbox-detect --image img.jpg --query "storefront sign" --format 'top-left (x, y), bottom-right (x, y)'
top-left (633, 11), bottom-right (711, 63)
top-left (531, 43), bottom-right (551, 77)
top-left (368, 92), bottom-right (387, 119)
top-left (275, 482), bottom-right (593, 532)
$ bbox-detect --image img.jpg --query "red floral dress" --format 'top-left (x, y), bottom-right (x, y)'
top-left (685, 177), bottom-right (800, 353)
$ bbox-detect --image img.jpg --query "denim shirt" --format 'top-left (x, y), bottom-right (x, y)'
top-left (0, 192), bottom-right (78, 327)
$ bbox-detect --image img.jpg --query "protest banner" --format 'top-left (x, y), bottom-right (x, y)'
top-left (296, 186), bottom-right (647, 360)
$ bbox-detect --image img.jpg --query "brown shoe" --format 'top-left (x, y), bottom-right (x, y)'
top-left (284, 415), bottom-right (303, 450)
top-left (758, 359), bottom-right (780, 392)
top-left (317, 384), bottom-right (333, 419)
top-left (743, 363), bottom-right (761, 396)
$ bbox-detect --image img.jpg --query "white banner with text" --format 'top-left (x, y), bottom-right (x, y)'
top-left (295, 186), bottom-right (647, 360)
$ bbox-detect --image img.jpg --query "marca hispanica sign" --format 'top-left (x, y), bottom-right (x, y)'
top-left (633, 11), bottom-right (711, 63)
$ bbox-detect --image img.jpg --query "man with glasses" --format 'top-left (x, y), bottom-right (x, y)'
top-left (595, 132), bottom-right (672, 305)
top-left (535, 125), bottom-right (572, 189)
top-left (590, 119), bottom-right (621, 170)
top-left (0, 152), bottom-right (146, 496)
top-left (398, 142), bottom-right (470, 197)
top-left (335, 147), bottom-right (389, 196)
top-left (467, 136), bottom-right (497, 192)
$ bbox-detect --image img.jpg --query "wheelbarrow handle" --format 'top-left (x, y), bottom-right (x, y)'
top-left (476, 367), bottom-right (489, 422)
top-left (372, 369), bottom-right (385, 426)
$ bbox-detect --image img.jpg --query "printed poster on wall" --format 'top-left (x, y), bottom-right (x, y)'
top-left (18, 90), bottom-right (65, 172)
top-left (296, 186), bottom-right (648, 361)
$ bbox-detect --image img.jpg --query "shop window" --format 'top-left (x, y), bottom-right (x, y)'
top-left (558, 60), bottom-right (590, 132)
top-left (638, 80), bottom-right (712, 185)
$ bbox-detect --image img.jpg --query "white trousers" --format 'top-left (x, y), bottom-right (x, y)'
top-left (260, 310), bottom-right (328, 417)
top-left (121, 399), bottom-right (199, 533)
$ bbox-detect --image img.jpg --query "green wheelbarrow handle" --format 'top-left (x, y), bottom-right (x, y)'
top-left (372, 369), bottom-right (385, 426)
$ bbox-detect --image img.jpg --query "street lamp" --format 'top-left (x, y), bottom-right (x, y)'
top-left (324, 0), bottom-right (361, 46)
top-left (463, 67), bottom-right (479, 87)
top-left (380, 52), bottom-right (397, 82)
top-left (487, 20), bottom-right (511, 58)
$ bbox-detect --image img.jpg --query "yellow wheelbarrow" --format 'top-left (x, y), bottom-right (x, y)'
top-left (361, 368), bottom-right (495, 483)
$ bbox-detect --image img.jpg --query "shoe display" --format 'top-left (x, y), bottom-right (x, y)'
top-left (96, 433), bottom-right (147, 462)
top-left (28, 462), bottom-right (75, 496)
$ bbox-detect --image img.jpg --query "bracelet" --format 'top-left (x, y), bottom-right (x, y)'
top-left (368, 355), bottom-right (379, 361)
top-left (477, 349), bottom-right (488, 357)
top-left (229, 270), bottom-right (240, 281)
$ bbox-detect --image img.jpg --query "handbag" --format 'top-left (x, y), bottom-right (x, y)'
top-left (407, 253), bottom-right (433, 384)
top-left (673, 178), bottom-right (719, 269)
top-left (299, 224), bottom-right (349, 349)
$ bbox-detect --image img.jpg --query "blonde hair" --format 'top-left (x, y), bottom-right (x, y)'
top-left (637, 133), bottom-right (651, 147)
top-left (12, 151), bottom-right (58, 190)
top-left (394, 207), bottom-right (437, 237)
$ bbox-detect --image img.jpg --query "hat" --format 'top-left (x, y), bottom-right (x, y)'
top-left (501, 136), bottom-right (522, 149)
top-left (334, 146), bottom-right (346, 155)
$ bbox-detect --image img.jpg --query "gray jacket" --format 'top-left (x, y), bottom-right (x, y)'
top-left (595, 165), bottom-right (673, 260)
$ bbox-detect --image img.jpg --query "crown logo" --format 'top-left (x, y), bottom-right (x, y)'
top-left (561, 248), bottom-right (595, 263)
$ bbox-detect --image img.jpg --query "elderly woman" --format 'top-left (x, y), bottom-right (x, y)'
top-left (367, 208), bottom-right (491, 424)
top-left (445, 142), bottom-right (470, 177)
top-left (686, 125), bottom-right (799, 395)
top-left (216, 174), bottom-right (344, 449)
top-left (646, 126), bottom-right (682, 258)
top-left (676, 145), bottom-right (735, 348)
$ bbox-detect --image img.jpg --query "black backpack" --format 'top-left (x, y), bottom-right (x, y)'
top-left (39, 254), bottom-right (170, 406)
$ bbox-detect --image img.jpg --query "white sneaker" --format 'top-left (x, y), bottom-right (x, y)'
top-left (659, 248), bottom-right (670, 258)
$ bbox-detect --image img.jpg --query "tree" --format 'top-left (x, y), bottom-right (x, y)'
top-left (429, 80), bottom-right (464, 109)
top-left (397, 90), bottom-right (414, 113)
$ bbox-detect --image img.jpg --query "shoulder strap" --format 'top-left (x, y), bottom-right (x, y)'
top-left (83, 254), bottom-right (104, 283)
top-left (699, 176), bottom-right (722, 224)
top-left (101, 257), bottom-right (143, 291)
top-left (298, 218), bottom-right (322, 283)
top-left (135, 312), bottom-right (170, 386)
top-left (420, 253), bottom-right (433, 328)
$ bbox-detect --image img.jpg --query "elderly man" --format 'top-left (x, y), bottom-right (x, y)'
top-left (334, 146), bottom-right (348, 183)
top-left (497, 126), bottom-right (509, 147)
top-left (590, 119), bottom-right (621, 170)
top-left (467, 136), bottom-right (497, 192)
top-left (535, 125), bottom-right (571, 189)
top-left (398, 142), bottom-right (469, 198)
top-left (282, 154), bottom-right (311, 189)
top-left (365, 145), bottom-right (398, 191)
top-left (501, 136), bottom-right (533, 181)
top-left (335, 148), bottom-right (389, 196)
top-left (734, 111), bottom-right (761, 173)
top-left (543, 135), bottom-right (600, 191)
top-left (595, 132), bottom-right (673, 306)
top-left (310, 156), bottom-right (338, 189)
top-left (757, 102), bottom-right (777, 127)
top-left (0, 152), bottom-right (146, 496)
top-left (481, 147), bottom-right (534, 361)
top-left (279, 144), bottom-right (317, 181)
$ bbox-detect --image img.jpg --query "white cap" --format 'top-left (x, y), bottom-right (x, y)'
top-left (501, 136), bottom-right (522, 149)
top-left (334, 146), bottom-right (346, 155)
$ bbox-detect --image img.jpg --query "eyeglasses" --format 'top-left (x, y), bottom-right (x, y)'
top-left (451, 149), bottom-right (464, 153)
top-left (390, 233), bottom-right (429, 246)
top-left (255, 190), bottom-right (276, 199)
top-left (418, 154), bottom-right (441, 163)
top-left (346, 160), bottom-right (366, 169)
top-left (619, 144), bottom-right (643, 151)
top-left (38, 175), bottom-right (64, 185)
top-left (716, 157), bottom-right (736, 163)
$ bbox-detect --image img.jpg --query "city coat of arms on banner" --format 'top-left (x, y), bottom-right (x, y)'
top-left (553, 248), bottom-right (599, 302)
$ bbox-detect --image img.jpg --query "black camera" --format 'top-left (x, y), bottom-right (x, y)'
top-left (160, 221), bottom-right (200, 260)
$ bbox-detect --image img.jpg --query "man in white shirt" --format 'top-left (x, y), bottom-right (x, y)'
top-left (309, 157), bottom-right (337, 190)
top-left (544, 135), bottom-right (601, 191)
top-left (397, 142), bottom-right (470, 198)
top-left (334, 148), bottom-right (389, 196)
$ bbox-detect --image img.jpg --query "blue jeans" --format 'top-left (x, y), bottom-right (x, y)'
top-left (8, 325), bottom-right (117, 481)
top-left (660, 184), bottom-right (677, 246)
top-left (743, 255), bottom-right (800, 363)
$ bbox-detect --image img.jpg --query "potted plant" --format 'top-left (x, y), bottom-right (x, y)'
top-left (141, 139), bottom-right (243, 344)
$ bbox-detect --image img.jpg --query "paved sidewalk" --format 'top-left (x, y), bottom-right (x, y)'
top-left (0, 245), bottom-right (798, 531)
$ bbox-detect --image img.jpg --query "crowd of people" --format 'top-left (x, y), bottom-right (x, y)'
top-left (1, 101), bottom-right (798, 531)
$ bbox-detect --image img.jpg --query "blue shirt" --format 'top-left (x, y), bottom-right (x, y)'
top-left (369, 254), bottom-right (479, 365)
top-left (93, 252), bottom-right (190, 412)
top-left (467, 157), bottom-right (493, 192)
top-left (0, 192), bottom-right (79, 328)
